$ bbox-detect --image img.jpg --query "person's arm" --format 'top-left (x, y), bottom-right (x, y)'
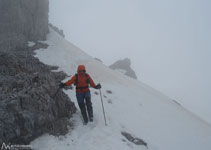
top-left (88, 74), bottom-right (96, 88)
top-left (65, 75), bottom-right (76, 86)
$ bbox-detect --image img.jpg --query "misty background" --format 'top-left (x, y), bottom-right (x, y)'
top-left (49, 0), bottom-right (211, 123)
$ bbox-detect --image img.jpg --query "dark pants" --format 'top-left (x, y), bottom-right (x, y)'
top-left (76, 91), bottom-right (93, 123)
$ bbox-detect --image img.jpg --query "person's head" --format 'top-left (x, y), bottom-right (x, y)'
top-left (77, 65), bottom-right (86, 74)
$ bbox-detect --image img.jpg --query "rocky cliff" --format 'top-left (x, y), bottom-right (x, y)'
top-left (0, 0), bottom-right (76, 144)
top-left (0, 0), bottom-right (49, 51)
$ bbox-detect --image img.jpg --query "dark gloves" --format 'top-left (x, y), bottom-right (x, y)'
top-left (95, 83), bottom-right (102, 89)
top-left (59, 83), bottom-right (66, 88)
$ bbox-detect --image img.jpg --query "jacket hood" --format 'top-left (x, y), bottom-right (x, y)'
top-left (77, 65), bottom-right (86, 73)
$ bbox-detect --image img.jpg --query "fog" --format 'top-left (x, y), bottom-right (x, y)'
top-left (49, 0), bottom-right (211, 123)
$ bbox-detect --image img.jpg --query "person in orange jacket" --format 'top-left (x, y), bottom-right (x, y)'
top-left (60, 65), bottom-right (101, 124)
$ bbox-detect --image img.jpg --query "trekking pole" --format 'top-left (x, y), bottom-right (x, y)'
top-left (53, 87), bottom-right (61, 98)
top-left (99, 89), bottom-right (107, 126)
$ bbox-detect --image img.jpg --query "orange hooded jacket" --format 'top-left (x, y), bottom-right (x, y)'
top-left (65, 65), bottom-right (96, 93)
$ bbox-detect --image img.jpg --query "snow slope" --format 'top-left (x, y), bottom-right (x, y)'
top-left (31, 28), bottom-right (211, 150)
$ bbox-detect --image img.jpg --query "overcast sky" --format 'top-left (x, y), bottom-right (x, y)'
top-left (49, 0), bottom-right (211, 123)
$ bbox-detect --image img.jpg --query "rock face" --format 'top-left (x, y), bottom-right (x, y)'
top-left (0, 0), bottom-right (76, 144)
top-left (0, 46), bottom-right (76, 144)
top-left (121, 131), bottom-right (147, 147)
top-left (109, 58), bottom-right (137, 79)
top-left (0, 0), bottom-right (49, 51)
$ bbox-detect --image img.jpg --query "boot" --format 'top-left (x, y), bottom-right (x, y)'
top-left (85, 97), bottom-right (93, 121)
top-left (79, 102), bottom-right (88, 124)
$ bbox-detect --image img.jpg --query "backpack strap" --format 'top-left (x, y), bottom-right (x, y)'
top-left (74, 74), bottom-right (78, 86)
top-left (85, 73), bottom-right (90, 84)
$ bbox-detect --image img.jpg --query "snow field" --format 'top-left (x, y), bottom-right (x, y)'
top-left (32, 28), bottom-right (211, 150)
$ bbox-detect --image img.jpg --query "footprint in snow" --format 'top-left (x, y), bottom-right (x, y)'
top-left (106, 90), bottom-right (112, 94)
top-left (94, 91), bottom-right (99, 95)
top-left (107, 99), bottom-right (112, 104)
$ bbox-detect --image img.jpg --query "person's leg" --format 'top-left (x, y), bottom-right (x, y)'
top-left (85, 91), bottom-right (93, 121)
top-left (76, 93), bottom-right (88, 124)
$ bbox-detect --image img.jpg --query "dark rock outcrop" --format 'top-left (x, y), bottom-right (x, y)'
top-left (0, 0), bottom-right (76, 144)
top-left (94, 58), bottom-right (103, 63)
top-left (109, 58), bottom-right (137, 79)
top-left (0, 44), bottom-right (76, 144)
top-left (121, 131), bottom-right (147, 147)
top-left (49, 23), bottom-right (65, 38)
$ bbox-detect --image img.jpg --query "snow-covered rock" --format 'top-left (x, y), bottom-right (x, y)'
top-left (28, 41), bottom-right (36, 47)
